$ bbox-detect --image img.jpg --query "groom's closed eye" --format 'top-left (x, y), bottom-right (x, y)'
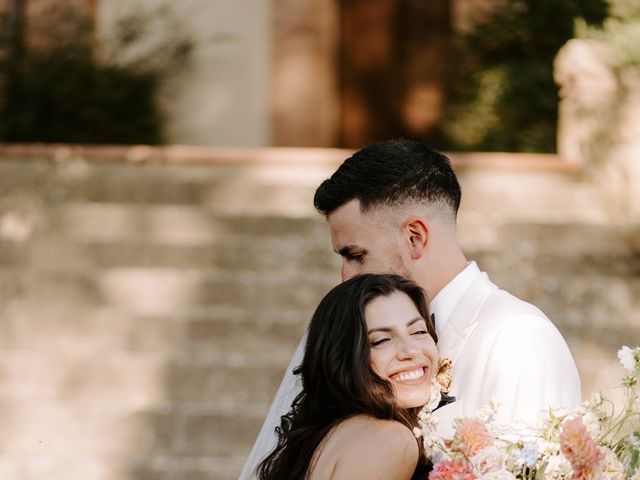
top-left (337, 246), bottom-right (367, 263)
top-left (347, 252), bottom-right (366, 263)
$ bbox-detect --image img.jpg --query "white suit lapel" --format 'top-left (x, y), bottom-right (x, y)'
top-left (436, 273), bottom-right (498, 362)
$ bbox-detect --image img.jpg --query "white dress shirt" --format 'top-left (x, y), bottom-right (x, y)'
top-left (429, 261), bottom-right (481, 340)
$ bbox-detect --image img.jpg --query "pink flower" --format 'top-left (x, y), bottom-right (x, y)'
top-left (560, 417), bottom-right (604, 480)
top-left (453, 418), bottom-right (493, 457)
top-left (430, 459), bottom-right (477, 480)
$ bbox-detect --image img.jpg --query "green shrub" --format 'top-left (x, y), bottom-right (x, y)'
top-left (440, 0), bottom-right (608, 153)
top-left (2, 48), bottom-right (162, 144)
top-left (0, 5), bottom-right (190, 145)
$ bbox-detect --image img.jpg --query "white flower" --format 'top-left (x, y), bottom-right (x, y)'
top-left (481, 469), bottom-right (516, 480)
top-left (581, 411), bottom-right (602, 438)
top-left (601, 446), bottom-right (625, 480)
top-left (423, 432), bottom-right (444, 457)
top-left (471, 446), bottom-right (507, 474)
top-left (539, 440), bottom-right (561, 457)
top-left (618, 346), bottom-right (638, 373)
top-left (588, 391), bottom-right (603, 407)
top-left (542, 453), bottom-right (572, 480)
top-left (414, 406), bottom-right (443, 457)
top-left (476, 398), bottom-right (501, 423)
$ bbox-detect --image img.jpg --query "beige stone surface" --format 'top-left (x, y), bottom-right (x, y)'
top-left (95, 0), bottom-right (271, 146)
top-left (555, 39), bottom-right (640, 221)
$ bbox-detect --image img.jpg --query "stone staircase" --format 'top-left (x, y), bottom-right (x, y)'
top-left (0, 158), bottom-right (341, 480)
top-left (0, 151), bottom-right (638, 480)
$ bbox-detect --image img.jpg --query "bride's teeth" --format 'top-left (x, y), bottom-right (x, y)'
top-left (396, 368), bottom-right (424, 382)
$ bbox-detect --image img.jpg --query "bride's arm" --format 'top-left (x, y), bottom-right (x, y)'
top-left (330, 419), bottom-right (419, 479)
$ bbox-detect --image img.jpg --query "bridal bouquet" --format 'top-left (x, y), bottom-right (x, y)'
top-left (415, 346), bottom-right (640, 480)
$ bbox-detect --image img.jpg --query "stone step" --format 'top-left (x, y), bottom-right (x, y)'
top-left (0, 235), bottom-right (338, 272)
top-left (0, 398), bottom-right (264, 458)
top-left (0, 454), bottom-right (245, 480)
top-left (4, 198), bottom-right (636, 252)
top-left (0, 305), bottom-right (307, 365)
top-left (130, 455), bottom-right (247, 480)
top-left (458, 220), bottom-right (638, 257)
top-left (1, 236), bottom-right (636, 280)
top-left (42, 203), bottom-right (330, 244)
top-left (0, 160), bottom-right (223, 205)
top-left (2, 207), bottom-right (636, 278)
top-left (0, 349), bottom-right (295, 409)
top-left (167, 363), bottom-right (292, 407)
top-left (0, 160), bottom-right (333, 215)
top-left (0, 267), bottom-right (338, 315)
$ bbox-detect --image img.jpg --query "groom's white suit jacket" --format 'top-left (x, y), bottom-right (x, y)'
top-left (239, 263), bottom-right (582, 479)
top-left (431, 263), bottom-right (581, 436)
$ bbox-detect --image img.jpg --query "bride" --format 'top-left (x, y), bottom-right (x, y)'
top-left (256, 274), bottom-right (452, 479)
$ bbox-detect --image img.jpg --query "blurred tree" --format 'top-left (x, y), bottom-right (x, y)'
top-left (440, 0), bottom-right (608, 153)
top-left (0, 2), bottom-right (191, 145)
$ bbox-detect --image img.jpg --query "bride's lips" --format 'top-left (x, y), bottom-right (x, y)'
top-left (389, 366), bottom-right (429, 385)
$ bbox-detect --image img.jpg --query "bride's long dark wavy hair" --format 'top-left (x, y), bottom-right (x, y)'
top-left (257, 274), bottom-right (436, 479)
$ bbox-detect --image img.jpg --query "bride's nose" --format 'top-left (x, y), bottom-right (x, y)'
top-left (396, 336), bottom-right (420, 359)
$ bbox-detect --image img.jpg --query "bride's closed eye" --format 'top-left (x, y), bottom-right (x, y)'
top-left (370, 337), bottom-right (390, 347)
top-left (409, 320), bottom-right (429, 336)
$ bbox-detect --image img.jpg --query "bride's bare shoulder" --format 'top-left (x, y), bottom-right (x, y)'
top-left (310, 415), bottom-right (419, 480)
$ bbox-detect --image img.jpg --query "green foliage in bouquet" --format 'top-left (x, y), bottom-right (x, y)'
top-left (440, 0), bottom-right (608, 153)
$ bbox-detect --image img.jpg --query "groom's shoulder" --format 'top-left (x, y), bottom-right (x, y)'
top-left (478, 278), bottom-right (558, 335)
top-left (461, 272), bottom-right (568, 348)
top-left (488, 286), bottom-right (547, 318)
top-left (465, 287), bottom-right (572, 370)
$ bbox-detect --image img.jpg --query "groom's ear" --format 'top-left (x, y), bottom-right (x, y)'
top-left (402, 217), bottom-right (429, 259)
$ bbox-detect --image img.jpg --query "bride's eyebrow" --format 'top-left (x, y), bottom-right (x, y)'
top-left (368, 326), bottom-right (391, 334)
top-left (367, 316), bottom-right (424, 334)
top-left (407, 317), bottom-right (425, 327)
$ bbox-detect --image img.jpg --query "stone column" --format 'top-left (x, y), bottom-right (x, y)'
top-left (96, 0), bottom-right (271, 147)
top-left (555, 38), bottom-right (640, 222)
top-left (270, 0), bottom-right (340, 147)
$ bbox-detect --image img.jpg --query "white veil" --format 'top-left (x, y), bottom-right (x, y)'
top-left (238, 333), bottom-right (307, 479)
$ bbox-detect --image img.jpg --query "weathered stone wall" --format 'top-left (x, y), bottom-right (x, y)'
top-left (95, 0), bottom-right (271, 147)
top-left (555, 38), bottom-right (640, 222)
top-left (0, 146), bottom-right (638, 479)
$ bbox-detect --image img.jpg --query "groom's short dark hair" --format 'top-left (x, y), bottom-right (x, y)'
top-left (313, 140), bottom-right (461, 216)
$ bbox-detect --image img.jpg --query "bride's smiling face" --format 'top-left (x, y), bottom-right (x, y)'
top-left (365, 290), bottom-right (438, 408)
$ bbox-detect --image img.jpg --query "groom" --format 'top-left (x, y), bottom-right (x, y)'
top-left (240, 140), bottom-right (581, 479)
